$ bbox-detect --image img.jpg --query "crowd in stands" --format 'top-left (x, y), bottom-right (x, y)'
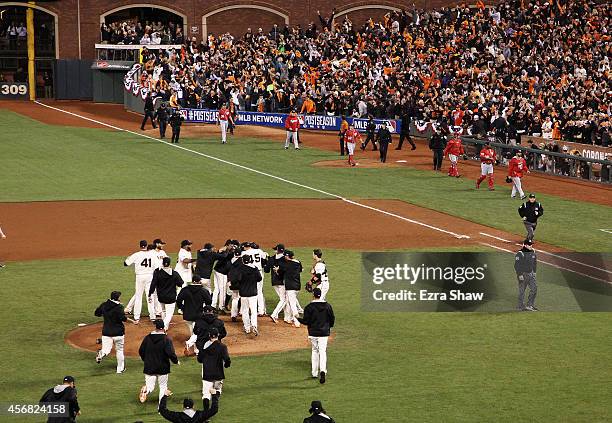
top-left (100, 20), bottom-right (184, 45)
top-left (131, 0), bottom-right (610, 147)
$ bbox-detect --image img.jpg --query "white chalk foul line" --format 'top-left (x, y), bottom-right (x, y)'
top-left (34, 101), bottom-right (470, 240)
top-left (599, 229), bottom-right (612, 234)
top-left (478, 242), bottom-right (611, 284)
top-left (480, 232), bottom-right (611, 275)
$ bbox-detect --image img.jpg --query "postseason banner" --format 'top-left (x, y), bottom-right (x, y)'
top-left (179, 109), bottom-right (401, 134)
top-left (361, 252), bottom-right (612, 312)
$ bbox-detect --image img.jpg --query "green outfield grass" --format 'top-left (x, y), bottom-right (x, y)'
top-left (1, 111), bottom-right (610, 252)
top-left (1, 252), bottom-right (611, 422)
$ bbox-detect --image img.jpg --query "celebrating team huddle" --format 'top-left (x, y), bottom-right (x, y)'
top-left (92, 237), bottom-right (335, 420)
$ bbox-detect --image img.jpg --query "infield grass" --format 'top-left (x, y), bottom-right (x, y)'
top-left (1, 251), bottom-right (611, 422)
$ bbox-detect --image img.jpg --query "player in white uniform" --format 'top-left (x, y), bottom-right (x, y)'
top-left (175, 240), bottom-right (196, 288)
top-left (311, 249), bottom-right (329, 301)
top-left (124, 240), bottom-right (157, 324)
top-left (241, 242), bottom-right (269, 315)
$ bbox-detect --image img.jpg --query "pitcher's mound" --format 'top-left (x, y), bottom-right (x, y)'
top-left (66, 315), bottom-right (317, 357)
top-left (313, 158), bottom-right (408, 168)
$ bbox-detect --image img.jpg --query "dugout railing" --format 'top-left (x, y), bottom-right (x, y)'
top-left (460, 137), bottom-right (612, 184)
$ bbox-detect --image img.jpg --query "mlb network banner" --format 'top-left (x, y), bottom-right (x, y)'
top-left (361, 252), bottom-right (612, 312)
top-left (179, 108), bottom-right (401, 133)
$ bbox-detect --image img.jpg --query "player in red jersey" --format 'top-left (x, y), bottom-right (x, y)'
top-left (443, 126), bottom-right (465, 177)
top-left (217, 104), bottom-right (234, 144)
top-left (476, 142), bottom-right (497, 190)
top-left (344, 124), bottom-right (362, 166)
top-left (284, 110), bottom-right (301, 150)
top-left (508, 151), bottom-right (529, 199)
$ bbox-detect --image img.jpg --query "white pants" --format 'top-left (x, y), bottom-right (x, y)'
top-left (511, 176), bottom-right (525, 198)
top-left (144, 373), bottom-right (168, 404)
top-left (177, 269), bottom-right (191, 288)
top-left (160, 302), bottom-right (175, 330)
top-left (346, 142), bottom-right (355, 155)
top-left (241, 296), bottom-right (258, 331)
top-left (319, 282), bottom-right (330, 301)
top-left (186, 320), bottom-right (195, 336)
top-left (97, 335), bottom-right (125, 373)
top-left (285, 290), bottom-right (300, 324)
top-left (126, 274), bottom-right (155, 320)
top-left (285, 130), bottom-right (298, 148)
top-left (480, 163), bottom-right (493, 175)
top-left (202, 380), bottom-right (224, 400)
top-left (231, 290), bottom-right (241, 318)
top-left (271, 285), bottom-right (291, 321)
top-left (186, 333), bottom-right (198, 352)
top-left (448, 154), bottom-right (458, 164)
top-left (257, 278), bottom-right (266, 315)
top-left (309, 336), bottom-right (329, 376)
top-left (201, 278), bottom-right (212, 293)
top-left (220, 120), bottom-right (228, 143)
top-left (212, 272), bottom-right (228, 308)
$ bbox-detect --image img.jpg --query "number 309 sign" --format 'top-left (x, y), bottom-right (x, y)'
top-left (0, 83), bottom-right (28, 99)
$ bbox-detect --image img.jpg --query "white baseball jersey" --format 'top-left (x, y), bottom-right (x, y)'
top-left (125, 250), bottom-right (155, 276)
top-left (152, 249), bottom-right (169, 269)
top-left (314, 261), bottom-right (329, 284)
top-left (241, 248), bottom-right (267, 270)
top-left (175, 248), bottom-right (193, 281)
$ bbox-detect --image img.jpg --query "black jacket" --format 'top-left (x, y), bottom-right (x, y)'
top-left (94, 299), bottom-right (127, 337)
top-left (514, 248), bottom-right (537, 274)
top-left (155, 105), bottom-right (169, 122)
top-left (150, 268), bottom-right (184, 304)
top-left (366, 120), bottom-right (376, 135)
top-left (264, 253), bottom-right (285, 286)
top-left (138, 332), bottom-right (178, 375)
top-left (144, 96), bottom-right (154, 112)
top-left (280, 259), bottom-right (303, 291)
top-left (429, 133), bottom-right (446, 150)
top-left (195, 249), bottom-right (226, 279)
top-left (518, 201), bottom-right (544, 224)
top-left (238, 265), bottom-right (262, 297)
top-left (299, 301), bottom-right (335, 337)
top-left (304, 414), bottom-right (335, 423)
top-left (193, 313), bottom-right (227, 351)
top-left (40, 385), bottom-right (80, 423)
top-left (377, 127), bottom-right (392, 144)
top-left (169, 113), bottom-right (184, 128)
top-left (197, 340), bottom-right (231, 381)
top-left (227, 258), bottom-right (243, 291)
top-left (213, 253), bottom-right (232, 275)
top-left (159, 394), bottom-right (219, 422)
top-left (177, 285), bottom-right (212, 321)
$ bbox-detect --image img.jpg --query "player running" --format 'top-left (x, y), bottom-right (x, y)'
top-left (344, 124), bottom-right (361, 167)
top-left (443, 126), bottom-right (465, 177)
top-left (476, 141), bottom-right (497, 190)
top-left (217, 104), bottom-right (234, 144)
top-left (508, 151), bottom-right (529, 199)
top-left (284, 110), bottom-right (300, 150)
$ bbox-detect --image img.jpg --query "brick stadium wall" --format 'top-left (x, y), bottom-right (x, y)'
top-left (10, 0), bottom-right (501, 60)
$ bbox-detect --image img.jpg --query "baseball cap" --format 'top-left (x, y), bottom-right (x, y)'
top-left (203, 305), bottom-right (214, 313)
top-left (313, 287), bottom-right (322, 298)
top-left (209, 328), bottom-right (219, 338)
top-left (309, 400), bottom-right (323, 413)
top-left (153, 238), bottom-right (166, 245)
top-left (154, 319), bottom-right (165, 330)
top-left (110, 291), bottom-right (121, 301)
top-left (139, 240), bottom-right (148, 248)
top-left (192, 275), bottom-right (202, 283)
top-left (63, 376), bottom-right (75, 383)
top-left (181, 240), bottom-right (192, 248)
top-left (284, 250), bottom-right (294, 257)
top-left (162, 257), bottom-right (171, 267)
top-left (274, 243), bottom-right (285, 251)
top-left (528, 193), bottom-right (536, 198)
top-left (183, 398), bottom-right (194, 409)
top-left (523, 239), bottom-right (533, 246)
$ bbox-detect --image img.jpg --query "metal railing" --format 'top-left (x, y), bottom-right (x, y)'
top-left (460, 136), bottom-right (612, 184)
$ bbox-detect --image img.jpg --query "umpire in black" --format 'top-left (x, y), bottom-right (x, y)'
top-left (169, 109), bottom-right (184, 144)
top-left (376, 122), bottom-right (393, 163)
top-left (360, 115), bottom-right (377, 151)
top-left (141, 93), bottom-right (157, 130)
top-left (518, 194), bottom-right (544, 242)
top-left (429, 125), bottom-right (446, 171)
top-left (154, 102), bottom-right (170, 139)
top-left (514, 239), bottom-right (538, 311)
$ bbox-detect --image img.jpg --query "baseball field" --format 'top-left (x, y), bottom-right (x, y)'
top-left (1, 101), bottom-right (611, 422)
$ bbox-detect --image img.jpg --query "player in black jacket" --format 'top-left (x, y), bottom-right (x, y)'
top-left (266, 243), bottom-right (293, 324)
top-left (185, 305), bottom-right (227, 355)
top-left (360, 116), bottom-right (378, 151)
top-left (40, 376), bottom-right (80, 423)
top-left (138, 320), bottom-right (179, 404)
top-left (197, 328), bottom-right (231, 413)
top-left (277, 250), bottom-right (303, 327)
top-left (429, 126), bottom-right (447, 171)
top-left (94, 290), bottom-right (127, 373)
top-left (159, 391), bottom-right (220, 423)
top-left (149, 257), bottom-right (184, 330)
top-left (299, 288), bottom-right (335, 384)
top-left (176, 275), bottom-right (212, 335)
top-left (518, 194), bottom-right (544, 242)
top-left (238, 256), bottom-right (263, 335)
top-left (212, 241), bottom-right (235, 313)
top-left (304, 400), bottom-right (335, 423)
top-left (228, 250), bottom-right (244, 322)
top-left (195, 243), bottom-right (227, 293)
top-left (141, 93), bottom-right (157, 130)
